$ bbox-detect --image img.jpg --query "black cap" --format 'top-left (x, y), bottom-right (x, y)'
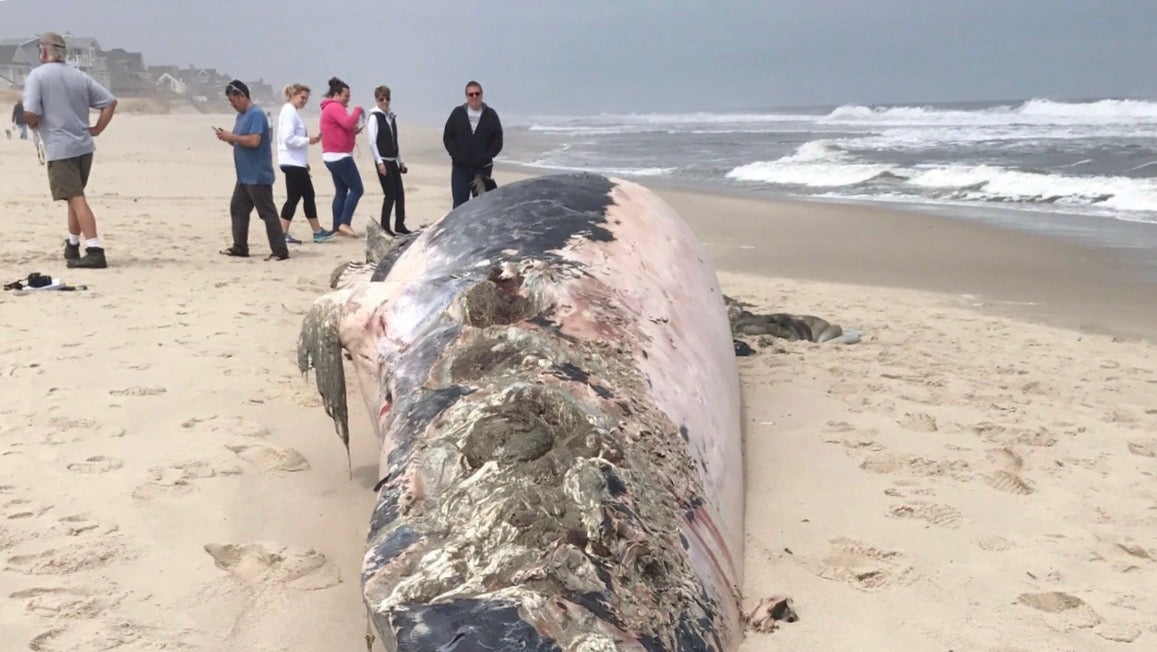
top-left (225, 80), bottom-right (250, 98)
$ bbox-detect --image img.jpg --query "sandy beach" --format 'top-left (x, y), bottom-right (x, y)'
top-left (1, 114), bottom-right (1155, 651)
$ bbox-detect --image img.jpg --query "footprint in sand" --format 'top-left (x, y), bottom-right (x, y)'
top-left (204, 542), bottom-right (340, 591)
top-left (1018, 591), bottom-right (1083, 613)
top-left (108, 386), bottom-right (167, 397)
top-left (971, 422), bottom-right (1059, 448)
top-left (40, 431), bottom-right (83, 446)
top-left (985, 470), bottom-right (1035, 495)
top-left (1105, 409), bottom-right (1139, 425)
top-left (986, 446), bottom-right (1024, 470)
top-left (974, 535), bottom-right (1016, 551)
top-left (50, 514), bottom-right (115, 538)
top-left (1127, 439), bottom-right (1156, 458)
top-left (815, 537), bottom-right (913, 590)
top-left (1095, 622), bottom-right (1143, 643)
top-left (66, 456), bottom-right (124, 474)
top-left (983, 447), bottom-right (1035, 495)
top-left (45, 416), bottom-right (97, 431)
top-left (226, 444), bottom-right (310, 473)
top-left (822, 425), bottom-right (883, 452)
top-left (886, 501), bottom-right (963, 528)
top-left (39, 417), bottom-right (126, 443)
top-left (897, 412), bottom-right (938, 433)
top-left (1017, 591), bottom-right (1102, 629)
top-left (4, 497), bottom-right (53, 520)
top-left (3, 507), bottom-right (114, 540)
top-left (28, 616), bottom-right (220, 651)
top-left (6, 541), bottom-right (126, 575)
top-left (0, 525), bottom-right (15, 550)
top-left (132, 460), bottom-right (242, 500)
top-left (11, 586), bottom-right (125, 619)
top-left (859, 452), bottom-right (971, 480)
top-left (181, 415), bottom-right (271, 439)
top-left (1090, 540), bottom-right (1154, 573)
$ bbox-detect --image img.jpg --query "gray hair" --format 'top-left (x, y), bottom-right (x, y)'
top-left (38, 32), bottom-right (67, 60)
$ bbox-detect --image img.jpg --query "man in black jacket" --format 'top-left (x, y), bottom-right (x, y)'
top-left (442, 80), bottom-right (503, 208)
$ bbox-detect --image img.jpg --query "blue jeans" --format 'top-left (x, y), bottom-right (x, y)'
top-left (17, 124), bottom-right (28, 140)
top-left (324, 157), bottom-right (363, 231)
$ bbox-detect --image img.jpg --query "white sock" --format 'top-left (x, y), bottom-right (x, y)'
top-left (68, 234), bottom-right (80, 245)
top-left (86, 237), bottom-right (101, 249)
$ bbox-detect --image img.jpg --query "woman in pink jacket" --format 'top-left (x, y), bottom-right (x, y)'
top-left (318, 77), bottom-right (365, 237)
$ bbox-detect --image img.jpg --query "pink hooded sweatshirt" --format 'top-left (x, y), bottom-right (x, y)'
top-left (319, 98), bottom-right (364, 155)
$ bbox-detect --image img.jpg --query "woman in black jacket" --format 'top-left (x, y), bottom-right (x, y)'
top-left (369, 85), bottom-right (410, 235)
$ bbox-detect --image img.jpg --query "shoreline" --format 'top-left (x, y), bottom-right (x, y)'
top-left (491, 158), bottom-right (1157, 343)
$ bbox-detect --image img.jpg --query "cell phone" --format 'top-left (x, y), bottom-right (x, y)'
top-left (211, 126), bottom-right (222, 133)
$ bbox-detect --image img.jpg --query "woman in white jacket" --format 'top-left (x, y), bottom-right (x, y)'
top-left (277, 83), bottom-right (332, 243)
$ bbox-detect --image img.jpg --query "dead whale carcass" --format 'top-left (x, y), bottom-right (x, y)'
top-left (299, 173), bottom-right (744, 651)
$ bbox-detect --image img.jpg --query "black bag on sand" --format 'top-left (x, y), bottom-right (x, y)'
top-left (4, 272), bottom-right (51, 290)
top-left (3, 272), bottom-right (86, 292)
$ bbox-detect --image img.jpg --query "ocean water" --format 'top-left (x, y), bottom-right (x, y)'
top-left (502, 98), bottom-right (1157, 258)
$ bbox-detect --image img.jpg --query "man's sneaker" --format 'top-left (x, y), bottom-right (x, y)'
top-left (312, 230), bottom-right (334, 243)
top-left (66, 246), bottom-right (108, 269)
top-left (285, 233), bottom-right (303, 244)
top-left (63, 240), bottom-right (80, 261)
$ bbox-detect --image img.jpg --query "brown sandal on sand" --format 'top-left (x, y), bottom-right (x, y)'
top-left (220, 247), bottom-right (249, 257)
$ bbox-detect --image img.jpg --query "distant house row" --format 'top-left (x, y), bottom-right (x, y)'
top-left (0, 33), bottom-right (275, 105)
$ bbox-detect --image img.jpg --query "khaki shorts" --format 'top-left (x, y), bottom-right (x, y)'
top-left (47, 153), bottom-right (94, 201)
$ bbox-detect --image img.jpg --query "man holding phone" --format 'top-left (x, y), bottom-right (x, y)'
top-left (214, 80), bottom-right (289, 261)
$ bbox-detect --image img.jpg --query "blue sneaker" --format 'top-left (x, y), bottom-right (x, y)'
top-left (285, 233), bottom-right (303, 244)
top-left (312, 230), bottom-right (334, 243)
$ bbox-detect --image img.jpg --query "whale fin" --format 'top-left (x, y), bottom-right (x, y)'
top-left (298, 292), bottom-right (352, 475)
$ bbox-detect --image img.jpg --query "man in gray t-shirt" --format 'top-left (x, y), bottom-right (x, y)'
top-left (22, 32), bottom-right (118, 269)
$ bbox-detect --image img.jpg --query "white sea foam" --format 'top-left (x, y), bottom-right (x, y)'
top-left (908, 165), bottom-right (1157, 211)
top-left (726, 140), bottom-right (890, 187)
top-left (820, 98), bottom-right (1157, 127)
top-left (726, 160), bottom-right (889, 187)
top-left (726, 143), bottom-right (1157, 212)
top-left (846, 123), bottom-right (1138, 151)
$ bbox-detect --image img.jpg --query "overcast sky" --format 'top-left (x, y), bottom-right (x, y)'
top-left (2, 0), bottom-right (1154, 123)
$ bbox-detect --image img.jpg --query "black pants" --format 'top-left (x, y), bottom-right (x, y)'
top-left (280, 165), bottom-right (317, 221)
top-left (230, 182), bottom-right (289, 258)
top-left (376, 160), bottom-right (406, 230)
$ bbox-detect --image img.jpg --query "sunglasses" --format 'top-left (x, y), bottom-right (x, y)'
top-left (225, 84), bottom-right (245, 96)
top-left (466, 91), bottom-right (481, 97)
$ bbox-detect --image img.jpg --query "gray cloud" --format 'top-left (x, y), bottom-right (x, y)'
top-left (2, 0), bottom-right (1153, 122)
